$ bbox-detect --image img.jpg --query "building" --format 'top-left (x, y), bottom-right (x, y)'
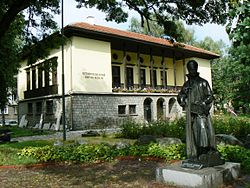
top-left (0, 88), bottom-right (18, 126)
top-left (17, 22), bottom-right (219, 130)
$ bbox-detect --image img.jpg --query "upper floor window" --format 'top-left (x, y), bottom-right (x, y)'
top-left (32, 68), bottom-right (36, 90)
top-left (160, 70), bottom-right (167, 87)
top-left (52, 69), bottom-right (57, 85)
top-left (26, 57), bottom-right (58, 91)
top-left (127, 67), bottom-right (134, 88)
top-left (26, 70), bottom-right (30, 90)
top-left (38, 66), bottom-right (43, 88)
top-left (140, 69), bottom-right (146, 89)
top-left (112, 66), bottom-right (121, 88)
top-left (44, 63), bottom-right (50, 87)
top-left (150, 70), bottom-right (157, 88)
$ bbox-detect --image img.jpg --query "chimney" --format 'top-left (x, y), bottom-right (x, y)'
top-left (86, 16), bottom-right (95, 25)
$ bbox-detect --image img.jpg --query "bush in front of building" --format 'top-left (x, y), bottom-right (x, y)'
top-left (18, 143), bottom-right (186, 163)
top-left (120, 115), bottom-right (250, 143)
top-left (119, 118), bottom-right (186, 141)
top-left (213, 115), bottom-right (250, 142)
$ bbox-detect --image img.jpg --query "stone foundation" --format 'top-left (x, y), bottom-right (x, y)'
top-left (156, 162), bottom-right (241, 188)
top-left (19, 92), bottom-right (182, 130)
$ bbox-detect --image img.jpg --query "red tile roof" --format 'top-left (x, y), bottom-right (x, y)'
top-left (67, 22), bottom-right (219, 58)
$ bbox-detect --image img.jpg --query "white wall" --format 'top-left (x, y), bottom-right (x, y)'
top-left (71, 36), bottom-right (112, 93)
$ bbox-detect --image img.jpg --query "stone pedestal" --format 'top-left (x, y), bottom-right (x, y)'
top-left (156, 162), bottom-right (240, 188)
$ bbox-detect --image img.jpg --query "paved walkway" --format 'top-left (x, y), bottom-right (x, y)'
top-left (11, 128), bottom-right (121, 142)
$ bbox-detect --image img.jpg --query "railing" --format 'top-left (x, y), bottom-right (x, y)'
top-left (112, 86), bottom-right (181, 93)
top-left (24, 85), bottom-right (58, 99)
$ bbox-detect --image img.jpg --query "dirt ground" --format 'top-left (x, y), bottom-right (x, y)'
top-left (0, 160), bottom-right (178, 188)
top-left (0, 160), bottom-right (249, 188)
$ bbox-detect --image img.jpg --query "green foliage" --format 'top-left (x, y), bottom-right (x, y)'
top-left (19, 143), bottom-right (186, 163)
top-left (214, 1), bottom-right (250, 112)
top-left (120, 118), bottom-right (186, 141)
top-left (76, 0), bottom-right (228, 27)
top-left (0, 140), bottom-right (53, 165)
top-left (128, 16), bottom-right (195, 44)
top-left (0, 147), bottom-right (38, 165)
top-left (18, 142), bottom-right (250, 172)
top-left (0, 126), bottom-right (55, 138)
top-left (146, 143), bottom-right (186, 160)
top-left (120, 115), bottom-right (250, 142)
top-left (217, 144), bottom-right (250, 172)
top-left (213, 115), bottom-right (250, 141)
top-left (0, 0), bottom-right (61, 110)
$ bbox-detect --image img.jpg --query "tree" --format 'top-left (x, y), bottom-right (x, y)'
top-left (76, 0), bottom-right (228, 41)
top-left (0, 14), bottom-right (25, 125)
top-left (128, 17), bottom-right (196, 44)
top-left (0, 0), bottom-right (61, 124)
top-left (224, 1), bottom-right (250, 112)
top-left (0, 0), bottom-right (60, 42)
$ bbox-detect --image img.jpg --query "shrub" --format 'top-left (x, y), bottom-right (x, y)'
top-left (119, 118), bottom-right (186, 140)
top-left (19, 143), bottom-right (186, 163)
top-left (120, 115), bottom-right (250, 142)
top-left (213, 116), bottom-right (250, 141)
top-left (217, 144), bottom-right (250, 172)
top-left (120, 120), bottom-right (141, 139)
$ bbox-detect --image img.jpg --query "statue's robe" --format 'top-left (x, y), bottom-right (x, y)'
top-left (177, 73), bottom-right (216, 159)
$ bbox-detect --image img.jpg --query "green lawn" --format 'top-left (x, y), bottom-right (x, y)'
top-left (0, 126), bottom-right (55, 138)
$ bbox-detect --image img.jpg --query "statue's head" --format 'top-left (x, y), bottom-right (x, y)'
top-left (187, 60), bottom-right (198, 77)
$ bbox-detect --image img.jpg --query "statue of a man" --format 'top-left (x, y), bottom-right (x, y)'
top-left (177, 60), bottom-right (223, 169)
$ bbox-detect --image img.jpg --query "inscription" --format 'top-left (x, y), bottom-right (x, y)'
top-left (82, 72), bottom-right (106, 80)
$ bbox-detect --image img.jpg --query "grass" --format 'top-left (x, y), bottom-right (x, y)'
top-left (77, 135), bottom-right (136, 145)
top-left (0, 126), bottom-right (55, 138)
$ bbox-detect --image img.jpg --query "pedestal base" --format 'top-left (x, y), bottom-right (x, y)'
top-left (156, 162), bottom-right (240, 188)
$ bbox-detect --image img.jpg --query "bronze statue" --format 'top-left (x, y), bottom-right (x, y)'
top-left (177, 60), bottom-right (224, 169)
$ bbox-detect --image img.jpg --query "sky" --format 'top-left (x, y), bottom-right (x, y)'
top-left (54, 0), bottom-right (231, 46)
